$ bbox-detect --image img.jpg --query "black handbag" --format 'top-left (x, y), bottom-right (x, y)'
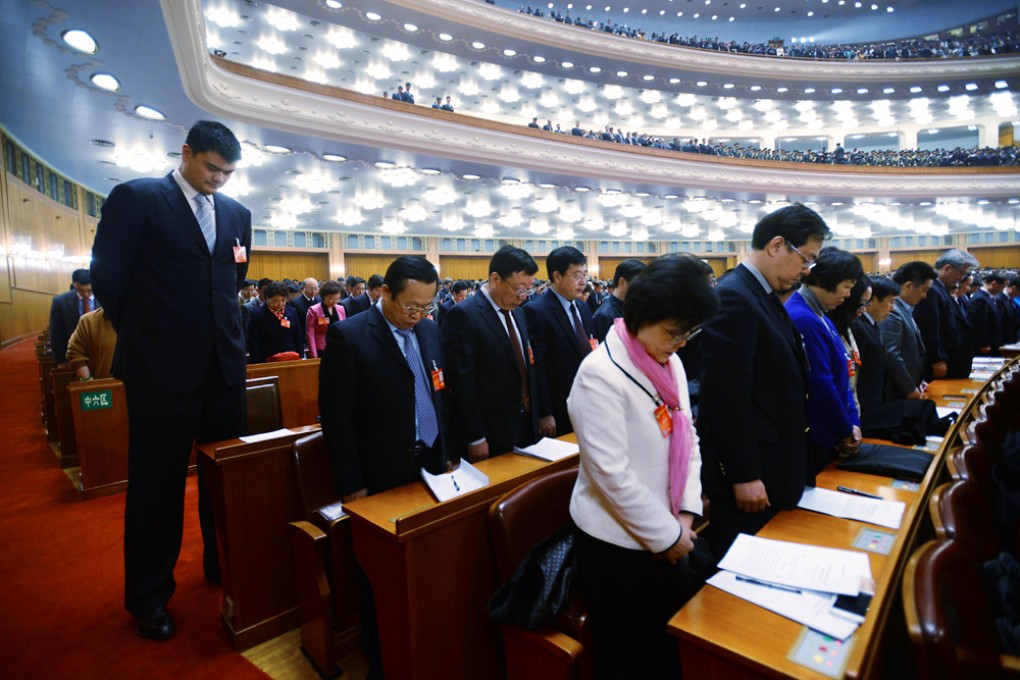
top-left (487, 524), bottom-right (576, 630)
top-left (835, 442), bottom-right (933, 481)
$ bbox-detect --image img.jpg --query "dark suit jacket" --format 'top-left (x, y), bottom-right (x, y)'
top-left (436, 298), bottom-right (456, 327)
top-left (523, 290), bottom-right (595, 436)
top-left (288, 294), bottom-right (319, 338)
top-left (697, 264), bottom-right (810, 509)
top-left (339, 292), bottom-right (371, 318)
top-left (880, 298), bottom-right (926, 398)
top-left (852, 315), bottom-right (891, 415)
top-left (319, 306), bottom-right (454, 496)
top-left (247, 304), bottom-right (304, 363)
top-left (913, 279), bottom-right (972, 378)
top-left (442, 290), bottom-right (539, 458)
top-left (996, 293), bottom-right (1019, 346)
top-left (968, 289), bottom-right (1003, 352)
top-left (91, 173), bottom-right (251, 391)
top-left (49, 290), bottom-right (99, 363)
top-left (591, 294), bottom-right (623, 343)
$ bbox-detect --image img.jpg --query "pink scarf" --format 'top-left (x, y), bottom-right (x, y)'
top-left (612, 317), bottom-right (693, 517)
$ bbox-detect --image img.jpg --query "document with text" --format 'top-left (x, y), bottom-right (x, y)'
top-left (513, 437), bottom-right (580, 461)
top-left (420, 459), bottom-right (489, 502)
top-left (797, 486), bottom-right (906, 530)
top-left (716, 534), bottom-right (872, 596)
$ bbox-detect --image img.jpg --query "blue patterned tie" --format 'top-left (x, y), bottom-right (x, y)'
top-left (194, 194), bottom-right (216, 253)
top-left (396, 329), bottom-right (439, 447)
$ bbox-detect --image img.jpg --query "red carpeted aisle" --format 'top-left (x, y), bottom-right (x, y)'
top-left (0, 339), bottom-right (268, 679)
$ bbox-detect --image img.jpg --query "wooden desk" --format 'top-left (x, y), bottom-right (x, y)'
top-left (247, 359), bottom-right (320, 428)
top-left (67, 379), bottom-right (131, 498)
top-left (669, 376), bottom-right (985, 679)
top-left (199, 426), bottom-right (320, 650)
top-left (51, 368), bottom-right (80, 468)
top-left (344, 445), bottom-right (580, 680)
top-left (37, 352), bottom-right (58, 442)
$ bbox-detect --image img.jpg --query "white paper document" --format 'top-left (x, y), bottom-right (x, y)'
top-left (797, 486), bottom-right (906, 530)
top-left (239, 427), bottom-right (292, 443)
top-left (513, 437), bottom-right (580, 461)
top-left (420, 459), bottom-right (489, 502)
top-left (716, 534), bottom-right (872, 596)
top-left (936, 406), bottom-right (959, 419)
top-left (708, 571), bottom-right (859, 641)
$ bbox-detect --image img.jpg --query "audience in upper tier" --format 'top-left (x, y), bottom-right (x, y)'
top-left (516, 5), bottom-right (1020, 60)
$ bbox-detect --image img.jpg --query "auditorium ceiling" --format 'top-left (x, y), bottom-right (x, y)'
top-left (1, 0), bottom-right (1018, 247)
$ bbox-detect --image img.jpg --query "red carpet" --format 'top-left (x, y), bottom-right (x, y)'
top-left (0, 339), bottom-right (269, 679)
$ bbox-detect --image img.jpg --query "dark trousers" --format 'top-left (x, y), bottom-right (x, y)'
top-left (122, 351), bottom-right (245, 615)
top-left (575, 530), bottom-right (693, 680)
top-left (703, 492), bottom-right (778, 560)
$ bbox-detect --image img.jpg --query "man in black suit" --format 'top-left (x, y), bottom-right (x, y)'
top-left (443, 246), bottom-right (540, 461)
top-left (524, 246), bottom-right (595, 438)
top-left (49, 268), bottom-right (99, 366)
top-left (996, 281), bottom-right (1020, 346)
top-left (969, 272), bottom-right (1006, 355)
top-left (436, 280), bottom-right (469, 326)
top-left (319, 256), bottom-right (456, 679)
top-left (287, 277), bottom-right (319, 347)
top-left (913, 249), bottom-right (978, 380)
top-left (90, 121), bottom-right (251, 641)
top-left (339, 276), bottom-right (367, 316)
top-left (852, 276), bottom-right (905, 430)
top-left (592, 259), bottom-right (645, 342)
top-left (698, 204), bottom-right (830, 556)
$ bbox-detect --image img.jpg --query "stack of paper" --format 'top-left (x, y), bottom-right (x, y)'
top-left (797, 487), bottom-right (906, 529)
top-left (513, 437), bottom-right (580, 461)
top-left (420, 459), bottom-right (489, 502)
top-left (709, 534), bottom-right (873, 640)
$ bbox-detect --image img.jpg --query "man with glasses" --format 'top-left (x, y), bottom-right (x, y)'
top-left (443, 245), bottom-right (541, 461)
top-left (697, 204), bottom-right (830, 556)
top-left (525, 246), bottom-right (596, 438)
top-left (319, 256), bottom-right (456, 679)
top-left (913, 249), bottom-right (979, 380)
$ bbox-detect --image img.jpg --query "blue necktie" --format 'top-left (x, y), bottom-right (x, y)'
top-left (396, 329), bottom-right (439, 447)
top-left (194, 194), bottom-right (216, 253)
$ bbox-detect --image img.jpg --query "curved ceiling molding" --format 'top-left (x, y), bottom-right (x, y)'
top-left (162, 0), bottom-right (1018, 201)
top-left (376, 0), bottom-right (1020, 83)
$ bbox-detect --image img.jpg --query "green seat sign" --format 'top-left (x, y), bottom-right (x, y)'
top-left (81, 389), bottom-right (113, 411)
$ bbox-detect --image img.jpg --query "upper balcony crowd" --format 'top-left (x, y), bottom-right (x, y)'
top-left (515, 5), bottom-right (1020, 60)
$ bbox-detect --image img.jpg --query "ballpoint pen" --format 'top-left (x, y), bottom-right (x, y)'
top-left (451, 475), bottom-right (461, 492)
top-left (836, 485), bottom-right (882, 500)
top-left (735, 575), bottom-right (802, 594)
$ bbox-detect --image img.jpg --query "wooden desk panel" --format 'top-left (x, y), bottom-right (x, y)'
top-left (199, 426), bottom-right (320, 650)
top-left (51, 368), bottom-right (80, 468)
top-left (345, 443), bottom-right (580, 680)
top-left (67, 379), bottom-right (130, 498)
top-left (669, 372), bottom-right (998, 679)
top-left (247, 359), bottom-right (319, 428)
top-left (38, 353), bottom-right (58, 441)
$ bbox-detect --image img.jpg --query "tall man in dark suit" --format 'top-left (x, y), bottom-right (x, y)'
top-left (49, 268), bottom-right (99, 366)
top-left (969, 272), bottom-right (1006, 355)
top-left (319, 256), bottom-right (456, 679)
top-left (698, 204), bottom-right (829, 556)
top-left (913, 249), bottom-right (979, 380)
top-left (524, 246), bottom-right (595, 438)
top-left (443, 246), bottom-right (540, 461)
top-left (880, 262), bottom-right (937, 399)
top-left (91, 121), bottom-right (251, 641)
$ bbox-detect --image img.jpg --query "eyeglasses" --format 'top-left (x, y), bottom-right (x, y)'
top-left (400, 304), bottom-right (436, 317)
top-left (858, 299), bottom-right (873, 309)
top-left (501, 278), bottom-right (530, 298)
top-left (663, 324), bottom-right (702, 346)
top-left (564, 271), bottom-right (587, 281)
top-left (785, 240), bottom-right (817, 271)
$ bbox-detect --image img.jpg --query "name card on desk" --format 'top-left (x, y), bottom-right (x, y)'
top-left (420, 459), bottom-right (489, 502)
top-left (513, 437), bottom-right (580, 461)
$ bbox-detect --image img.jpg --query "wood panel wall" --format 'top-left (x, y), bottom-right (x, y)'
top-left (342, 254), bottom-right (394, 281)
top-left (247, 252), bottom-right (330, 283)
top-left (969, 245), bottom-right (1020, 269)
top-left (855, 252), bottom-right (877, 273)
top-left (437, 256), bottom-right (491, 281)
top-left (890, 250), bottom-right (941, 269)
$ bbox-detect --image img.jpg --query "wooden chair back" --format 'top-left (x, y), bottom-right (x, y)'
top-left (246, 375), bottom-right (282, 434)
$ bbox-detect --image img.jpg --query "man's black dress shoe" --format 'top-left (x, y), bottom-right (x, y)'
top-left (136, 606), bottom-right (175, 641)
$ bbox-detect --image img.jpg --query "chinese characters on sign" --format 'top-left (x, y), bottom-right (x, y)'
top-left (81, 390), bottom-right (113, 411)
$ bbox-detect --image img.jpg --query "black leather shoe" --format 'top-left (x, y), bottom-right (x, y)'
top-left (135, 606), bottom-right (175, 641)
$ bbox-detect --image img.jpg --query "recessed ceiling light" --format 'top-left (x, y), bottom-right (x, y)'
top-left (90, 73), bottom-right (120, 91)
top-left (365, 11), bottom-right (381, 20)
top-left (635, 192), bottom-right (650, 197)
top-left (403, 23), bottom-right (418, 31)
top-left (134, 105), bottom-right (165, 120)
top-left (462, 173), bottom-right (481, 180)
top-left (723, 83), bottom-right (734, 89)
top-left (664, 194), bottom-right (678, 199)
top-left (995, 80), bottom-right (1007, 88)
top-left (804, 88), bottom-right (815, 93)
top-left (421, 168), bottom-right (441, 175)
top-left (750, 85), bottom-right (761, 91)
top-left (471, 41), bottom-right (485, 49)
top-left (883, 87), bottom-right (895, 94)
top-left (965, 83), bottom-right (978, 91)
top-left (439, 33), bottom-right (453, 41)
top-left (533, 55), bottom-right (546, 63)
top-left (777, 87), bottom-right (788, 93)
top-left (562, 61), bottom-right (573, 68)
top-left (91, 139), bottom-right (116, 148)
top-left (62, 29), bottom-right (98, 54)
top-left (589, 66), bottom-right (601, 73)
top-left (575, 186), bottom-right (591, 192)
top-left (937, 85), bottom-right (950, 92)
top-left (857, 88), bottom-right (868, 94)
top-left (264, 145), bottom-right (291, 154)
top-left (374, 161), bottom-right (396, 168)
top-left (539, 183), bottom-right (557, 189)
top-left (323, 154), bottom-right (347, 162)
top-left (504, 49), bottom-right (517, 56)
top-left (696, 81), bottom-right (707, 87)
top-left (669, 78), bottom-right (680, 84)
top-left (910, 86), bottom-right (922, 93)
top-left (643, 75), bottom-right (654, 81)
top-left (325, 0), bottom-right (342, 8)
top-left (831, 88), bottom-right (843, 94)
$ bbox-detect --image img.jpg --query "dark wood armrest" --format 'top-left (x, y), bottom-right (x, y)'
top-left (499, 624), bottom-right (583, 680)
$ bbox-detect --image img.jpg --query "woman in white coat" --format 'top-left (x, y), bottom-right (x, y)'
top-left (568, 254), bottom-right (719, 679)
